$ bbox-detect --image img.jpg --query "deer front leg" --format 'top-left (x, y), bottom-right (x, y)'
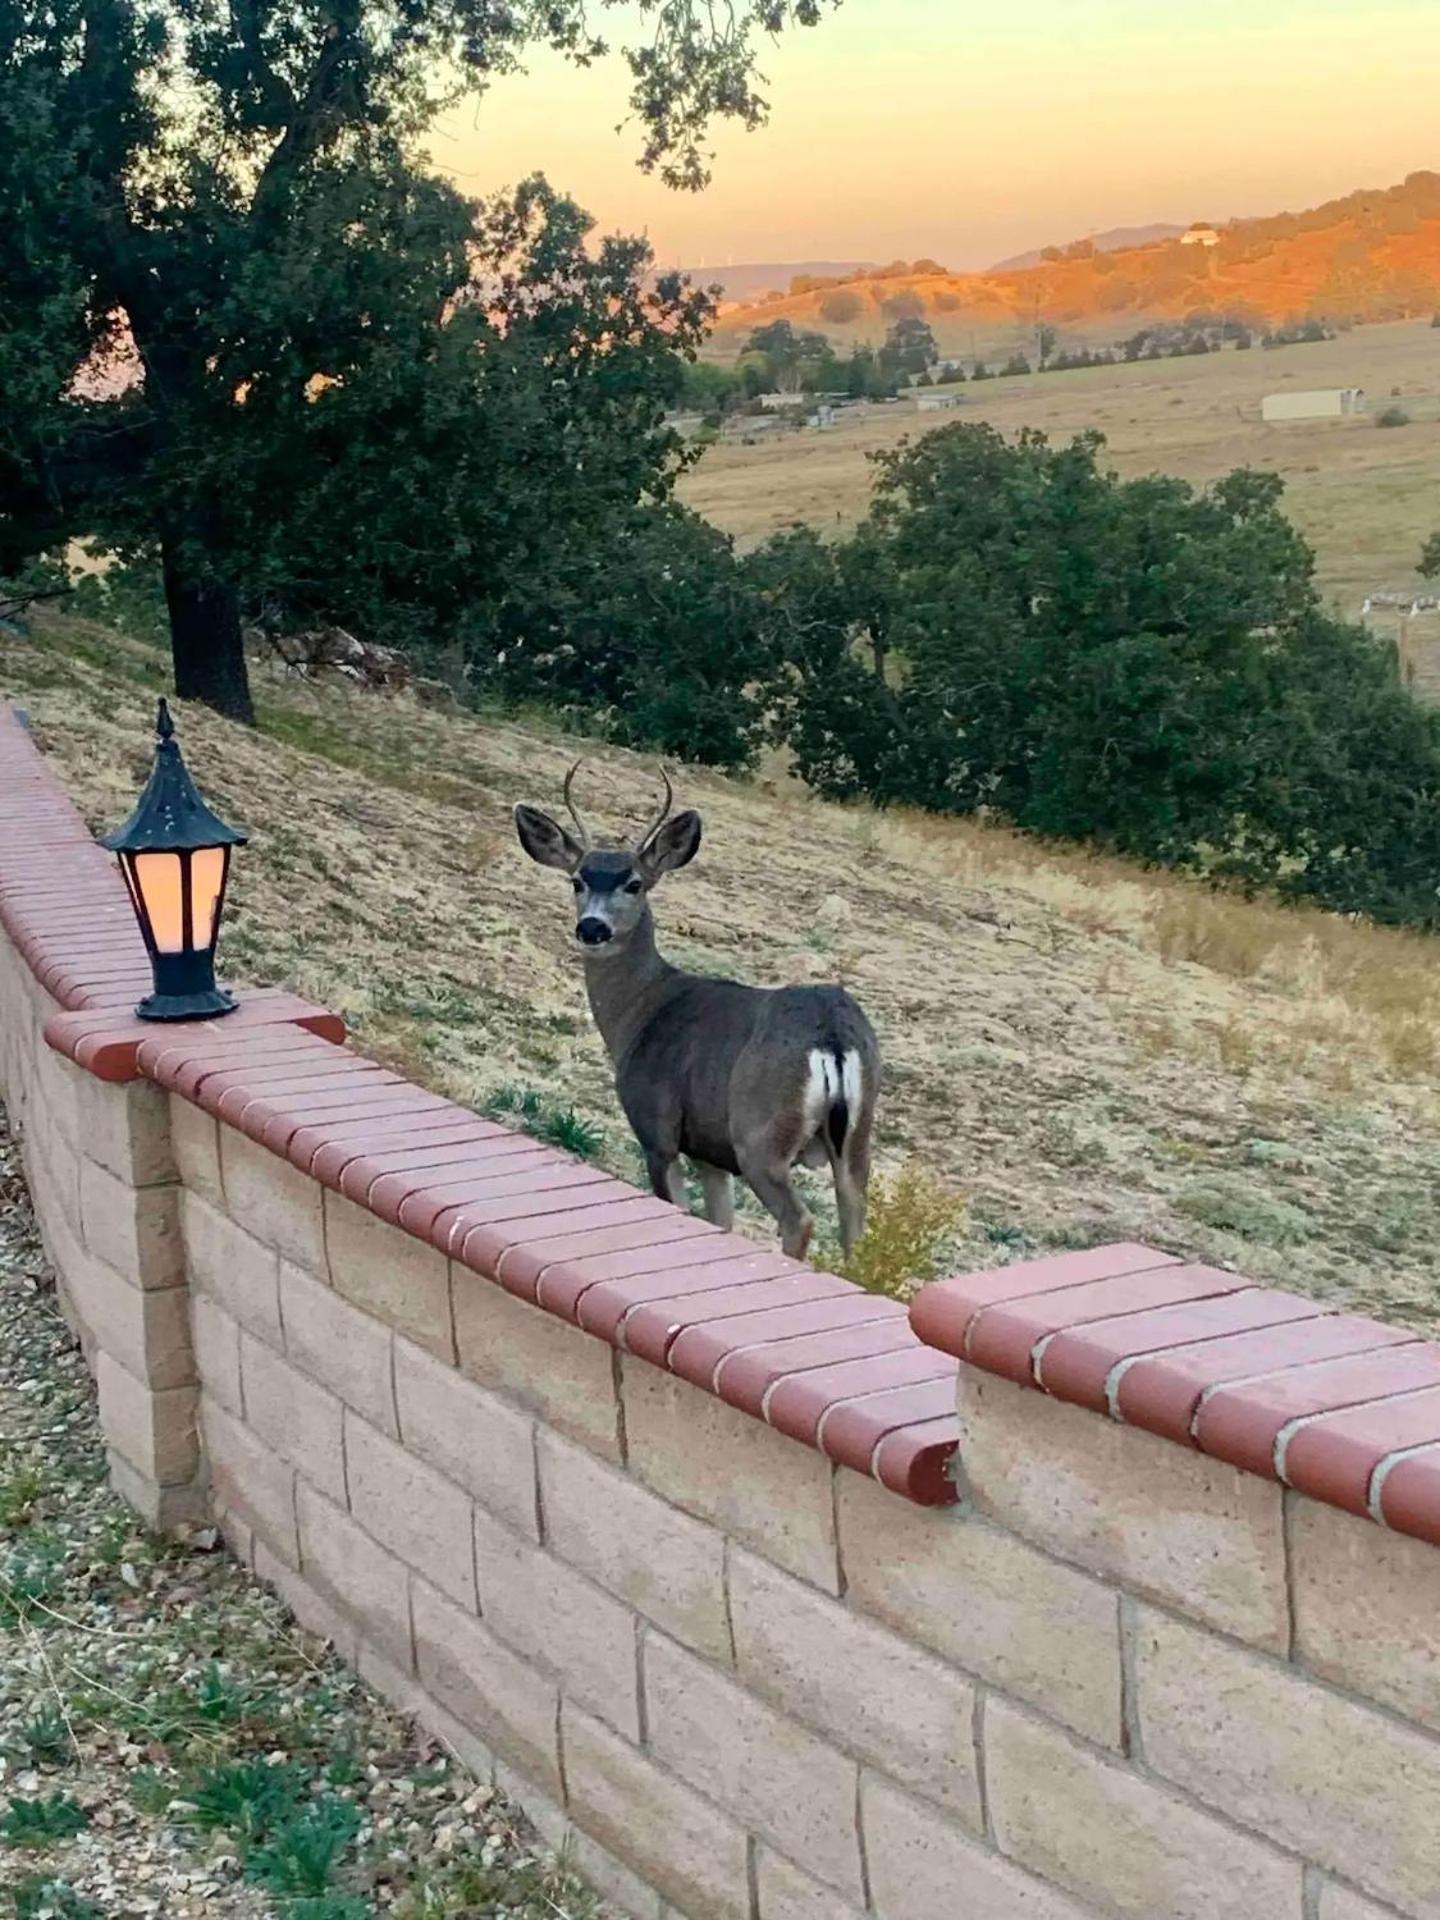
top-left (695, 1163), bottom-right (735, 1231)
top-left (642, 1147), bottom-right (687, 1209)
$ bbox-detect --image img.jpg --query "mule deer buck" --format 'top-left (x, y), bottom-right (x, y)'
top-left (513, 765), bottom-right (879, 1260)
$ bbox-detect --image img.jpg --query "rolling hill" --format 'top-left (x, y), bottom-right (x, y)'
top-left (713, 172), bottom-right (1440, 353)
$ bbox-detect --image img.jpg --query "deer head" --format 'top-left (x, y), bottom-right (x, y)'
top-left (513, 762), bottom-right (701, 957)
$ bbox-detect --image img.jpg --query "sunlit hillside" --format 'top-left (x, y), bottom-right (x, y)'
top-left (711, 171), bottom-right (1440, 356)
top-left (6, 607), bottom-right (1438, 1328)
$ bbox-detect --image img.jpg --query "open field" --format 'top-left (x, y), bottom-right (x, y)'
top-left (4, 607), bottom-right (1439, 1330)
top-left (679, 319), bottom-right (1440, 627)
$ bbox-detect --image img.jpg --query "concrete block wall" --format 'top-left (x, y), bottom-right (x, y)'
top-left (4, 704), bottom-right (1440, 1919)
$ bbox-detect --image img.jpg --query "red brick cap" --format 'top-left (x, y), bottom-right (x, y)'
top-left (910, 1247), bottom-right (1440, 1547)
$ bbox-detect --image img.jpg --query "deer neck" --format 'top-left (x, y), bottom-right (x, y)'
top-left (583, 912), bottom-right (676, 1064)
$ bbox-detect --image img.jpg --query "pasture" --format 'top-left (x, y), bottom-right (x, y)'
top-left (679, 318), bottom-right (1440, 624)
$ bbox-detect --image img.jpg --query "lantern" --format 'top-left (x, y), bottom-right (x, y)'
top-left (102, 698), bottom-right (248, 1021)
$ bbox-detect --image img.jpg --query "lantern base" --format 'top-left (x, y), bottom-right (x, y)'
top-left (134, 985), bottom-right (239, 1022)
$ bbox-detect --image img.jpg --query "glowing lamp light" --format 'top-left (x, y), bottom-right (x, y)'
top-left (101, 698), bottom-right (248, 1021)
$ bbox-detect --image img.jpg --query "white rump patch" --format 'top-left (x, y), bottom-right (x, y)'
top-left (805, 1048), bottom-right (865, 1131)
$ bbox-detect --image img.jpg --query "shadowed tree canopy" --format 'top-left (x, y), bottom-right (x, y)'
top-left (0, 0), bottom-right (836, 719)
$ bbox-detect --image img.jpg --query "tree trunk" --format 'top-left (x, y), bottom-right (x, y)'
top-left (163, 538), bottom-right (255, 725)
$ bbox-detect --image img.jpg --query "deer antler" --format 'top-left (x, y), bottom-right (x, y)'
top-left (562, 760), bottom-right (593, 851)
top-left (636, 764), bottom-right (674, 851)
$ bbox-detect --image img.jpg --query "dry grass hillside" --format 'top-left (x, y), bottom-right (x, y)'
top-left (712, 172), bottom-right (1440, 355)
top-left (680, 319), bottom-right (1440, 623)
top-left (4, 608), bottom-right (1438, 1330)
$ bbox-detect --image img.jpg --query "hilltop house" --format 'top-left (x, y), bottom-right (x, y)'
top-left (1180, 224), bottom-right (1221, 247)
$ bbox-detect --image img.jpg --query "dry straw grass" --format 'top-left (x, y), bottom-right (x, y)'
top-left (5, 606), bottom-right (1438, 1330)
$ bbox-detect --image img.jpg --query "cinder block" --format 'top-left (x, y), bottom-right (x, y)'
top-left (296, 1479), bottom-right (412, 1673)
top-left (563, 1825), bottom-right (664, 1920)
top-left (280, 1258), bottom-right (397, 1437)
top-left (394, 1336), bottom-right (538, 1539)
top-left (170, 1093), bottom-right (224, 1206)
top-left (182, 1189), bottom-right (281, 1344)
top-left (861, 1774), bottom-right (1097, 1920)
top-left (622, 1362), bottom-right (839, 1593)
top-left (453, 1265), bottom-right (621, 1461)
top-left (221, 1128), bottom-right (326, 1271)
top-left (985, 1697), bottom-right (1303, 1920)
top-left (536, 1430), bottom-right (729, 1661)
top-left (344, 1412), bottom-right (476, 1609)
top-left (411, 1577), bottom-right (561, 1795)
top-left (837, 1470), bottom-right (1121, 1749)
top-left (201, 1398), bottom-right (298, 1565)
top-left (62, 1242), bottom-right (193, 1390)
top-left (95, 1352), bottom-right (199, 1486)
top-left (730, 1547), bottom-right (980, 1822)
top-left (471, 1503), bottom-right (640, 1738)
top-left (79, 1158), bottom-right (183, 1291)
top-left (253, 1536), bottom-right (359, 1661)
top-left (1290, 1493), bottom-right (1440, 1736)
top-left (190, 1293), bottom-right (243, 1419)
top-left (644, 1631), bottom-right (864, 1900)
top-left (957, 1369), bottom-right (1289, 1651)
top-left (755, 1849), bottom-right (866, 1920)
top-left (239, 1332), bottom-right (346, 1505)
top-left (78, 1073), bottom-right (175, 1187)
top-left (1316, 1883), bottom-right (1407, 1920)
top-left (107, 1450), bottom-right (210, 1534)
top-left (561, 1701), bottom-right (750, 1920)
top-left (1133, 1602), bottom-right (1440, 1915)
top-left (326, 1191), bottom-right (454, 1361)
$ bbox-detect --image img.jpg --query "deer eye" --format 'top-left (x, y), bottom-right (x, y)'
top-left (624, 877), bottom-right (644, 895)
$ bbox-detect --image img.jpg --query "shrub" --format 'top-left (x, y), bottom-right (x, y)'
top-left (1, 1794), bottom-right (90, 1847)
top-left (1376, 405), bottom-right (1410, 427)
top-left (834, 1163), bottom-right (967, 1301)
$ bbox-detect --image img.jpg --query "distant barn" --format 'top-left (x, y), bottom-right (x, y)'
top-left (915, 391), bottom-right (964, 413)
top-left (1261, 387), bottom-right (1366, 422)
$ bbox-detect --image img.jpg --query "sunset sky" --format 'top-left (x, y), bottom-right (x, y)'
top-left (429, 0), bottom-right (1440, 270)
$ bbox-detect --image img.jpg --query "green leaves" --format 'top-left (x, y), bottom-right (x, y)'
top-left (763, 421), bottom-right (1440, 931)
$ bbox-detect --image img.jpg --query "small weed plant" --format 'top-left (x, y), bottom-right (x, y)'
top-left (483, 1084), bottom-right (606, 1160)
top-left (825, 1162), bottom-right (968, 1301)
top-left (13, 1879), bottom-right (102, 1920)
top-left (1, 1794), bottom-right (90, 1848)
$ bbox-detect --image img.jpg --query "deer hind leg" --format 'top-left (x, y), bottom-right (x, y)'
top-left (735, 1137), bottom-right (814, 1261)
top-left (831, 1103), bottom-right (874, 1257)
top-left (695, 1162), bottom-right (735, 1231)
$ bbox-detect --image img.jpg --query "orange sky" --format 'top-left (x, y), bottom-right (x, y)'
top-left (428, 1), bottom-right (1440, 269)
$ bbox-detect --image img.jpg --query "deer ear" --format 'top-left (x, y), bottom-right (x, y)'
top-left (514, 804), bottom-right (583, 873)
top-left (640, 809), bottom-right (702, 882)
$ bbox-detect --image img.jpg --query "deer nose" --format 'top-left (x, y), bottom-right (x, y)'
top-left (576, 916), bottom-right (612, 947)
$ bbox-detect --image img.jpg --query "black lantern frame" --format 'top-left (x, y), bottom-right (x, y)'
top-left (101, 699), bottom-right (248, 1021)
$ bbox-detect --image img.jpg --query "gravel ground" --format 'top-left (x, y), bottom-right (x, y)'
top-left (0, 1102), bottom-right (610, 1920)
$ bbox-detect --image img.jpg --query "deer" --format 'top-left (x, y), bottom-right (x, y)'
top-left (513, 764), bottom-right (880, 1261)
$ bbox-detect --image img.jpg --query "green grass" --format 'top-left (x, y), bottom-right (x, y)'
top-left (12, 1878), bottom-right (102, 1920)
top-left (483, 1084), bottom-right (607, 1161)
top-left (0, 1795), bottom-right (90, 1848)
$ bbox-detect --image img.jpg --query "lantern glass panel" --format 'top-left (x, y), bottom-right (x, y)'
top-left (190, 845), bottom-right (228, 948)
top-left (134, 851), bottom-right (185, 952)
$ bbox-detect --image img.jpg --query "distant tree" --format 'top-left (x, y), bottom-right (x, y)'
top-left (763, 424), bottom-right (1440, 929)
top-left (818, 289), bottom-right (865, 324)
top-left (880, 316), bottom-right (938, 378)
top-left (970, 360), bottom-right (993, 380)
top-left (742, 319), bottom-right (831, 392)
top-left (1419, 531), bottom-right (1440, 577)
top-left (998, 354), bottom-right (1032, 376)
top-left (881, 289), bottom-right (927, 323)
top-left (0, 0), bottom-right (838, 720)
top-left (910, 258), bottom-right (948, 276)
top-left (1036, 323), bottom-right (1058, 367)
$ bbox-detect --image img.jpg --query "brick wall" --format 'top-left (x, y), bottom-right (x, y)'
top-left (3, 703), bottom-right (1440, 1920)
